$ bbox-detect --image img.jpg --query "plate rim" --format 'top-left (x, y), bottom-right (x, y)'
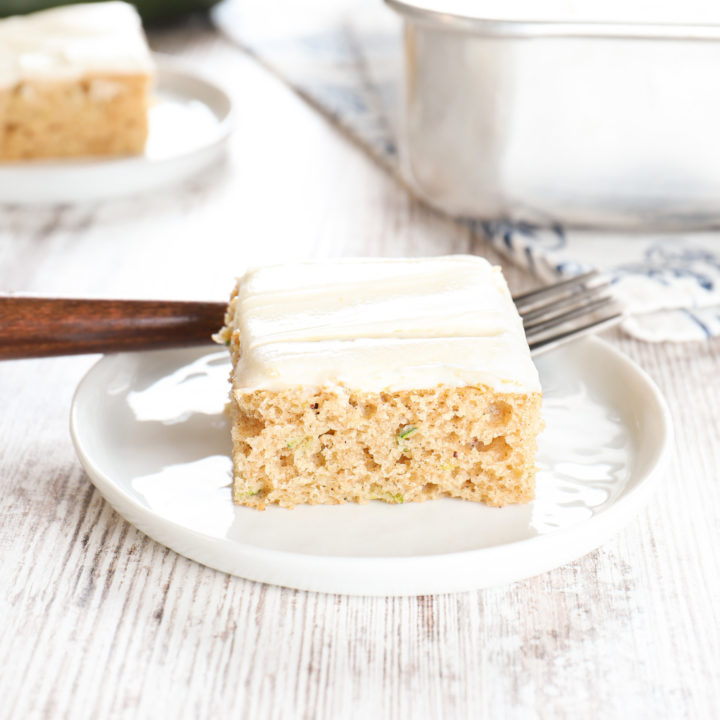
top-left (69, 336), bottom-right (673, 596)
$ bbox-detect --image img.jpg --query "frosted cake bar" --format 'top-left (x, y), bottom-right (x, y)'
top-left (0, 2), bottom-right (153, 160)
top-left (217, 256), bottom-right (542, 509)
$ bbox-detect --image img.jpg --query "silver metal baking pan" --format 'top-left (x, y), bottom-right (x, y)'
top-left (387, 0), bottom-right (720, 229)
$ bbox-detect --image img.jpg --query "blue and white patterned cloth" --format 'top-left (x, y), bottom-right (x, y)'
top-left (213, 0), bottom-right (720, 342)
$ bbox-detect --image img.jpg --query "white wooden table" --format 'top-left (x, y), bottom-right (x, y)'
top-left (1, 23), bottom-right (718, 719)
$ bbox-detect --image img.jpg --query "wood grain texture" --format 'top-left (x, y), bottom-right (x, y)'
top-left (0, 298), bottom-right (226, 359)
top-left (1, 20), bottom-right (719, 720)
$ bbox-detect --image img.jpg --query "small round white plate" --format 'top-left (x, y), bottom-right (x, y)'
top-left (70, 338), bottom-right (671, 596)
top-left (0, 56), bottom-right (232, 205)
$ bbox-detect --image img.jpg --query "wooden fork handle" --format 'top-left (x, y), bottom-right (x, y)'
top-left (0, 297), bottom-right (227, 360)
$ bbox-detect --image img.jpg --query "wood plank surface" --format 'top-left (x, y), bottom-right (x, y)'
top-left (1, 22), bottom-right (718, 720)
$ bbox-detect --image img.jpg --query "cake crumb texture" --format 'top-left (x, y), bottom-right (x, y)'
top-left (231, 385), bottom-right (542, 509)
top-left (0, 74), bottom-right (150, 160)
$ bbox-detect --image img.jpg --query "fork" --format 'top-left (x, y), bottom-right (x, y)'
top-left (0, 271), bottom-right (622, 360)
top-left (515, 269), bottom-right (623, 355)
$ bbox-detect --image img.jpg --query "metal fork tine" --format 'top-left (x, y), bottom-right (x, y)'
top-left (527, 311), bottom-right (624, 356)
top-left (513, 270), bottom-right (601, 310)
top-left (523, 295), bottom-right (616, 334)
top-left (512, 270), bottom-right (623, 354)
top-left (521, 280), bottom-right (612, 325)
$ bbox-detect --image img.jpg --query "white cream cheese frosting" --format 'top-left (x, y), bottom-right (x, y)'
top-left (0, 2), bottom-right (153, 90)
top-left (225, 256), bottom-right (541, 394)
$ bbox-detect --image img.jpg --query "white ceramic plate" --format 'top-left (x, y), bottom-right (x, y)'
top-left (0, 56), bottom-right (232, 205)
top-left (70, 338), bottom-right (671, 596)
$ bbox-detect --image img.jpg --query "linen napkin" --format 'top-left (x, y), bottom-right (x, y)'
top-left (212, 0), bottom-right (720, 342)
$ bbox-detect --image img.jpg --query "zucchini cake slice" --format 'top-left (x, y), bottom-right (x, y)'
top-left (217, 256), bottom-right (542, 510)
top-left (0, 2), bottom-right (153, 160)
